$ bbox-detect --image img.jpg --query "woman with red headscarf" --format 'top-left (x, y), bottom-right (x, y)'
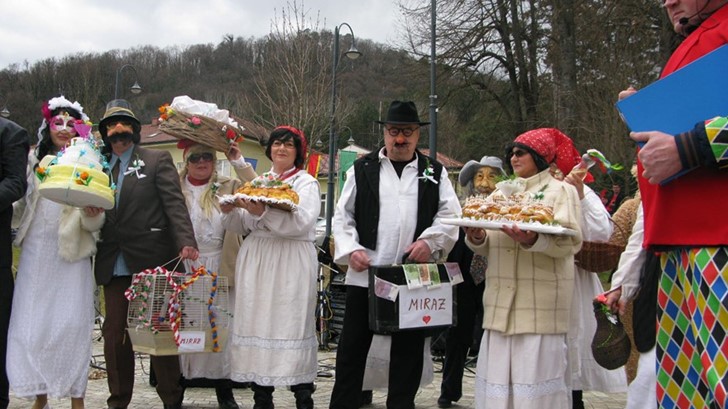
top-left (221, 126), bottom-right (320, 409)
top-left (463, 128), bottom-right (583, 409)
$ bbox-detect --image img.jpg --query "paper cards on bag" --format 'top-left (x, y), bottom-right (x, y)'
top-left (444, 262), bottom-right (464, 285)
top-left (374, 276), bottom-right (399, 302)
top-left (402, 264), bottom-right (423, 289)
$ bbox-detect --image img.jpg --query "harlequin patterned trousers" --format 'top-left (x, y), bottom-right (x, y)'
top-left (657, 247), bottom-right (728, 409)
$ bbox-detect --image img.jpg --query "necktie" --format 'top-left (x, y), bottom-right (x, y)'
top-left (111, 160), bottom-right (122, 207)
top-left (469, 254), bottom-right (487, 285)
top-left (111, 160), bottom-right (120, 183)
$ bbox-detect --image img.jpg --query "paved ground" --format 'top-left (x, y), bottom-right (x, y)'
top-left (8, 336), bottom-right (629, 409)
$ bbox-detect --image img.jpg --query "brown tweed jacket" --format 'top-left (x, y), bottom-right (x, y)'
top-left (95, 145), bottom-right (197, 285)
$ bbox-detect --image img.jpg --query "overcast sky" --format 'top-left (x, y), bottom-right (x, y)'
top-left (0, 0), bottom-right (407, 70)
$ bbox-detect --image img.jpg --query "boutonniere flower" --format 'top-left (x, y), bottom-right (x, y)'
top-left (532, 184), bottom-right (549, 201)
top-left (211, 181), bottom-right (221, 194)
top-left (418, 159), bottom-right (439, 184)
top-left (124, 154), bottom-right (147, 179)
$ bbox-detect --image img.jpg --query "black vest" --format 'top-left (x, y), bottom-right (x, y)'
top-left (353, 150), bottom-right (443, 250)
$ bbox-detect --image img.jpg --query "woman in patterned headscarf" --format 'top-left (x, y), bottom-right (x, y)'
top-left (463, 128), bottom-right (583, 409)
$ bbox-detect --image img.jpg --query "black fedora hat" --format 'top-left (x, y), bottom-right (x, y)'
top-left (376, 100), bottom-right (430, 125)
top-left (98, 99), bottom-right (141, 138)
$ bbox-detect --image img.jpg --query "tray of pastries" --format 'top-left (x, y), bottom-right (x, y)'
top-left (442, 194), bottom-right (578, 236)
top-left (219, 177), bottom-right (299, 211)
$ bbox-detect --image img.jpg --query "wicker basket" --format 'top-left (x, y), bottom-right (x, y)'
top-left (159, 109), bottom-right (244, 152)
top-left (591, 300), bottom-right (631, 370)
top-left (575, 221), bottom-right (627, 272)
top-left (575, 241), bottom-right (624, 272)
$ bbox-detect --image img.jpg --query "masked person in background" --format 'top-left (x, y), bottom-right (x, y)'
top-left (434, 156), bottom-right (505, 409)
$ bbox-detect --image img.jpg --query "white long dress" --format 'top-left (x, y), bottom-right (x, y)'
top-left (7, 198), bottom-right (94, 398)
top-left (567, 187), bottom-right (627, 393)
top-left (225, 170), bottom-right (320, 386)
top-left (179, 181), bottom-right (236, 379)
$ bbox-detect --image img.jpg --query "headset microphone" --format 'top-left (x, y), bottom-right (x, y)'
top-left (678, 0), bottom-right (712, 26)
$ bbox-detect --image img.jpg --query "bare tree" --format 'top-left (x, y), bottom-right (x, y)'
top-left (244, 0), bottom-right (347, 147)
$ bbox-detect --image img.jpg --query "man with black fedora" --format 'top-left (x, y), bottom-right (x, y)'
top-left (94, 99), bottom-right (198, 409)
top-left (329, 100), bottom-right (460, 409)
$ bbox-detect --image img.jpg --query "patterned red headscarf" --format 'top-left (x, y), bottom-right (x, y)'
top-left (551, 129), bottom-right (594, 183)
top-left (514, 128), bottom-right (594, 182)
top-left (514, 128), bottom-right (558, 164)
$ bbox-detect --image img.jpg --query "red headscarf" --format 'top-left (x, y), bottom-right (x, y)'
top-left (273, 125), bottom-right (308, 169)
top-left (515, 128), bottom-right (593, 183)
top-left (551, 129), bottom-right (594, 183)
top-left (513, 128), bottom-right (557, 164)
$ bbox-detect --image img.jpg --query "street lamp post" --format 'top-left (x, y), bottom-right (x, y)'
top-left (325, 23), bottom-right (361, 238)
top-left (0, 94), bottom-right (10, 118)
top-left (114, 64), bottom-right (143, 99)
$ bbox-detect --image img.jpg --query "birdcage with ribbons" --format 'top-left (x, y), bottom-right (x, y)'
top-left (125, 265), bottom-right (231, 356)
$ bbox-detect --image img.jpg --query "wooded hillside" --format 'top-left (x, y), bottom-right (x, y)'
top-left (0, 0), bottom-right (678, 195)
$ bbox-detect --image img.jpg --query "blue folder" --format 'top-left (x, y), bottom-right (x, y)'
top-left (616, 44), bottom-right (728, 136)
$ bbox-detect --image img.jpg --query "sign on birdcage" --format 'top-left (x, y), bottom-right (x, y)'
top-left (125, 265), bottom-right (231, 356)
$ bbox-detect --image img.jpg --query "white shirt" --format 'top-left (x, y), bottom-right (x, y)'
top-left (333, 149), bottom-right (461, 288)
top-left (581, 186), bottom-right (613, 242)
top-left (610, 206), bottom-right (646, 301)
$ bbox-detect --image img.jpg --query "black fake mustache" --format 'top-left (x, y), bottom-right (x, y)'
top-left (108, 132), bottom-right (134, 143)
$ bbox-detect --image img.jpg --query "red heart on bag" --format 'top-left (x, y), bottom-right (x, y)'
top-left (422, 315), bottom-right (431, 324)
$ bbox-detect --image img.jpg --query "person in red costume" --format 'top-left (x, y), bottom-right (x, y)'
top-left (621, 0), bottom-right (728, 407)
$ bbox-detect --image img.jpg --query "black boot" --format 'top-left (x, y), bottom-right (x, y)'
top-left (252, 384), bottom-right (275, 409)
top-left (361, 390), bottom-right (373, 406)
top-left (571, 390), bottom-right (584, 409)
top-left (215, 382), bottom-right (240, 409)
top-left (291, 383), bottom-right (315, 409)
